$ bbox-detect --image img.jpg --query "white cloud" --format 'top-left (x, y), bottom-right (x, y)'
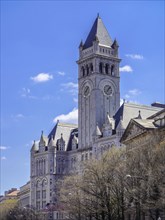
top-left (61, 82), bottom-right (78, 95)
top-left (58, 71), bottom-right (65, 76)
top-left (53, 108), bottom-right (78, 124)
top-left (1, 156), bottom-right (7, 160)
top-left (11, 113), bottom-right (25, 121)
top-left (16, 114), bottom-right (24, 118)
top-left (31, 73), bottom-right (53, 83)
top-left (124, 94), bottom-right (130, 99)
top-left (21, 88), bottom-right (30, 97)
top-left (21, 88), bottom-right (37, 99)
top-left (122, 89), bottom-right (141, 104)
top-left (0, 146), bottom-right (8, 150)
top-left (126, 54), bottom-right (144, 60)
top-left (119, 65), bottom-right (133, 72)
top-left (129, 89), bottom-right (141, 96)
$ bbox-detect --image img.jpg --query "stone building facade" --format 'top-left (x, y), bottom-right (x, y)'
top-left (28, 15), bottom-right (164, 218)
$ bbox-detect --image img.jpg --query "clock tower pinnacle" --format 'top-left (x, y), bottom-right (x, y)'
top-left (77, 15), bottom-right (121, 149)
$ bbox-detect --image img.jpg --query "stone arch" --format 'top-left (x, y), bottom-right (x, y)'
top-left (42, 178), bottom-right (48, 188)
top-left (36, 179), bottom-right (41, 188)
top-left (98, 79), bottom-right (117, 92)
top-left (80, 79), bottom-right (94, 92)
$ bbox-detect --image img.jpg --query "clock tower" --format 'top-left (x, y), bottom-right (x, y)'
top-left (77, 15), bottom-right (121, 149)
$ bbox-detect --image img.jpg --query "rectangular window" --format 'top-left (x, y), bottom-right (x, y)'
top-left (42, 201), bottom-right (46, 209)
top-left (36, 191), bottom-right (40, 199)
top-left (42, 190), bottom-right (46, 199)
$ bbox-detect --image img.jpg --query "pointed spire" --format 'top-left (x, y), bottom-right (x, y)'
top-left (40, 130), bottom-right (44, 142)
top-left (105, 112), bottom-right (113, 127)
top-left (49, 135), bottom-right (56, 147)
top-left (79, 40), bottom-right (83, 48)
top-left (93, 123), bottom-right (102, 137)
top-left (61, 133), bottom-right (63, 140)
top-left (112, 38), bottom-right (119, 49)
top-left (83, 15), bottom-right (113, 49)
top-left (40, 130), bottom-right (48, 146)
top-left (32, 140), bottom-right (39, 152)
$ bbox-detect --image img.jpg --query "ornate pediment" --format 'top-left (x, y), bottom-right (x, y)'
top-left (121, 120), bottom-right (145, 143)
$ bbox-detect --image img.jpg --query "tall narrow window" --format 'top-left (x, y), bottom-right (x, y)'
top-left (111, 65), bottom-right (115, 76)
top-left (81, 67), bottom-right (85, 77)
top-left (86, 65), bottom-right (89, 75)
top-left (105, 64), bottom-right (109, 74)
top-left (90, 63), bottom-right (93, 73)
top-left (99, 63), bottom-right (103, 73)
top-left (36, 160), bottom-right (38, 176)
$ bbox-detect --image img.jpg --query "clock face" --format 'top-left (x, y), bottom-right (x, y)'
top-left (83, 85), bottom-right (90, 97)
top-left (104, 85), bottom-right (112, 96)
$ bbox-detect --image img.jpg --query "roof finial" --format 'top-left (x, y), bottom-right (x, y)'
top-left (97, 13), bottom-right (100, 18)
top-left (138, 110), bottom-right (142, 119)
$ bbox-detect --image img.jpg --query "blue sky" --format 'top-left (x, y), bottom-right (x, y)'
top-left (0, 1), bottom-right (164, 195)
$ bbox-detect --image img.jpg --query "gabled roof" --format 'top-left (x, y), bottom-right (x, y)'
top-left (48, 122), bottom-right (77, 151)
top-left (114, 102), bottom-right (162, 130)
top-left (133, 119), bottom-right (156, 129)
top-left (83, 15), bottom-right (113, 49)
top-left (120, 118), bottom-right (156, 143)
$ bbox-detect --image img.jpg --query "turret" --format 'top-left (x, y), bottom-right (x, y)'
top-left (56, 133), bottom-right (65, 151)
top-left (31, 140), bottom-right (39, 153)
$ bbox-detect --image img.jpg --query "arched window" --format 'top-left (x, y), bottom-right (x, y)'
top-left (105, 64), bottom-right (109, 74)
top-left (81, 66), bottom-right (85, 77)
top-left (90, 63), bottom-right (93, 73)
top-left (111, 65), bottom-right (115, 76)
top-left (99, 63), bottom-right (103, 73)
top-left (86, 65), bottom-right (89, 75)
top-left (42, 179), bottom-right (47, 188)
top-left (43, 159), bottom-right (46, 174)
top-left (39, 160), bottom-right (41, 175)
top-left (36, 160), bottom-right (39, 175)
top-left (36, 180), bottom-right (40, 188)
